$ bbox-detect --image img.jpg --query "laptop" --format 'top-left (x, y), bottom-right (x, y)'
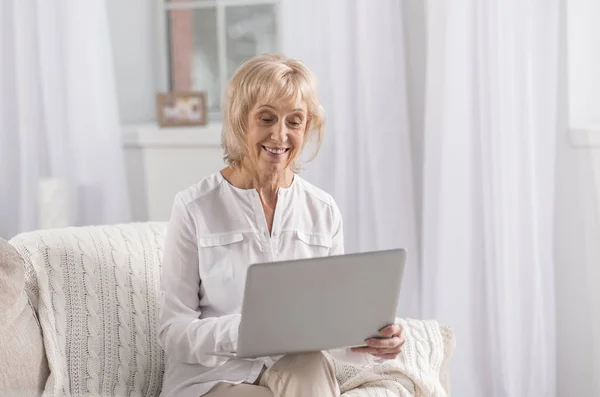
top-left (209, 248), bottom-right (406, 359)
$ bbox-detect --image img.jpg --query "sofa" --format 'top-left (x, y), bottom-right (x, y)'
top-left (0, 223), bottom-right (454, 397)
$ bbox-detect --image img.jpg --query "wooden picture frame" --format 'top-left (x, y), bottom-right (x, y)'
top-left (156, 91), bottom-right (207, 127)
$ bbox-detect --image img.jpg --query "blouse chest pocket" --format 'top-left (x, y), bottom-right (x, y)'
top-left (293, 231), bottom-right (332, 259)
top-left (198, 233), bottom-right (244, 280)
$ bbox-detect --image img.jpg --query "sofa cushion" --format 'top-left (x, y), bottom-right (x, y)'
top-left (0, 238), bottom-right (49, 396)
top-left (10, 223), bottom-right (167, 397)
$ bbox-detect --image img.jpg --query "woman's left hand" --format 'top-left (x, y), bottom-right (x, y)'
top-left (350, 324), bottom-right (405, 360)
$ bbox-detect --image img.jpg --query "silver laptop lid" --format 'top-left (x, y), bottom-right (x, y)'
top-left (236, 249), bottom-right (406, 358)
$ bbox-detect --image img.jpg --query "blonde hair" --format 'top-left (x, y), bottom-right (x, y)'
top-left (221, 53), bottom-right (326, 171)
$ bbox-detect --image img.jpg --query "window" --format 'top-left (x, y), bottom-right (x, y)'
top-left (567, 0), bottom-right (600, 145)
top-left (157, 0), bottom-right (282, 121)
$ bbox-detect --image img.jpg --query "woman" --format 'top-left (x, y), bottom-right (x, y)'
top-left (158, 54), bottom-right (405, 397)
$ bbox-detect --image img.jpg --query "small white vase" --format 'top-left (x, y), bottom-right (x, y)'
top-left (38, 177), bottom-right (73, 229)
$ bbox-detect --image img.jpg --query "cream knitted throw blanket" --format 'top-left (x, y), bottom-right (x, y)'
top-left (10, 223), bottom-right (454, 397)
top-left (328, 319), bottom-right (454, 397)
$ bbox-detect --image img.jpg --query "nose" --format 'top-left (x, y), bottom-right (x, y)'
top-left (271, 121), bottom-right (288, 144)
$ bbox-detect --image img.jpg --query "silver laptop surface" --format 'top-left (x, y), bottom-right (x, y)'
top-left (209, 248), bottom-right (406, 359)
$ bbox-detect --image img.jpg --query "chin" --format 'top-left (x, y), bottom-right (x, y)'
top-left (258, 160), bottom-right (287, 173)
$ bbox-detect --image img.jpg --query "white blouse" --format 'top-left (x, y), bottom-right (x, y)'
top-left (158, 171), bottom-right (346, 397)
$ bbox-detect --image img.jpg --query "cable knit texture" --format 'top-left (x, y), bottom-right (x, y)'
top-left (10, 223), bottom-right (166, 397)
top-left (9, 223), bottom-right (454, 397)
top-left (330, 319), bottom-right (454, 397)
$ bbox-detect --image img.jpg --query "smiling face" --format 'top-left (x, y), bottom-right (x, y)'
top-left (245, 96), bottom-right (309, 174)
top-left (222, 54), bottom-right (326, 172)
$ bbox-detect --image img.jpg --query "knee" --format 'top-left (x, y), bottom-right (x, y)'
top-left (261, 352), bottom-right (338, 396)
top-left (272, 351), bottom-right (332, 377)
top-left (280, 351), bottom-right (328, 366)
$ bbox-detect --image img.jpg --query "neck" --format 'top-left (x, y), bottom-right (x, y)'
top-left (223, 164), bottom-right (293, 203)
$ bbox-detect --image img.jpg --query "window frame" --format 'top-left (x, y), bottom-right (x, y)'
top-left (156, 0), bottom-right (283, 122)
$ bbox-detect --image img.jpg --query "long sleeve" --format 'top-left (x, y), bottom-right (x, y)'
top-left (157, 193), bottom-right (240, 367)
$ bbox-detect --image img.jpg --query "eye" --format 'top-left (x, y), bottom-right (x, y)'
top-left (258, 112), bottom-right (276, 124)
top-left (287, 118), bottom-right (303, 128)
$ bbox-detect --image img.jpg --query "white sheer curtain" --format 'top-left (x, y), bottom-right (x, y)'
top-left (0, 0), bottom-right (130, 238)
top-left (282, 0), bottom-right (421, 318)
top-left (421, 1), bottom-right (559, 396)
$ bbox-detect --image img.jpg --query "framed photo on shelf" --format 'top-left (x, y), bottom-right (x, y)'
top-left (156, 91), bottom-right (207, 127)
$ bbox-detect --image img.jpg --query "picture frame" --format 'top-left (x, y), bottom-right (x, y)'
top-left (156, 91), bottom-right (207, 127)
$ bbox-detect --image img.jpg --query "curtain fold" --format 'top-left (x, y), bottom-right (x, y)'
top-left (282, 0), bottom-right (421, 318)
top-left (421, 1), bottom-right (559, 396)
top-left (0, 0), bottom-right (130, 238)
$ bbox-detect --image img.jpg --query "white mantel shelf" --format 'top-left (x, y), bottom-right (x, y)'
top-left (122, 122), bottom-right (226, 222)
top-left (570, 125), bottom-right (600, 148)
top-left (122, 123), bottom-right (223, 148)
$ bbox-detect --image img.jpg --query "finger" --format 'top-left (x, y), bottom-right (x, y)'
top-left (370, 340), bottom-right (407, 355)
top-left (378, 325), bottom-right (395, 337)
top-left (379, 324), bottom-right (403, 337)
top-left (351, 347), bottom-right (399, 356)
top-left (366, 336), bottom-right (402, 349)
top-left (391, 324), bottom-right (404, 337)
top-left (351, 346), bottom-right (382, 355)
top-left (398, 333), bottom-right (406, 345)
top-left (393, 336), bottom-right (406, 351)
top-left (351, 346), bottom-right (402, 356)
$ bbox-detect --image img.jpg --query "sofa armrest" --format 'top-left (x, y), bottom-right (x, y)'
top-left (439, 325), bottom-right (456, 395)
top-left (0, 239), bottom-right (49, 396)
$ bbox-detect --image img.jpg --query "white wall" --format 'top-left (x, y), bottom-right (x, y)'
top-left (567, 0), bottom-right (600, 127)
top-left (555, 0), bottom-right (600, 394)
top-left (106, 0), bottom-right (158, 124)
top-left (555, 128), bottom-right (600, 397)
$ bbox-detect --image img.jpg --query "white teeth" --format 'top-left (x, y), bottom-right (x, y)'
top-left (264, 147), bottom-right (286, 154)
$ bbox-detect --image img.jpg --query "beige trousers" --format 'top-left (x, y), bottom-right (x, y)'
top-left (205, 352), bottom-right (339, 397)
